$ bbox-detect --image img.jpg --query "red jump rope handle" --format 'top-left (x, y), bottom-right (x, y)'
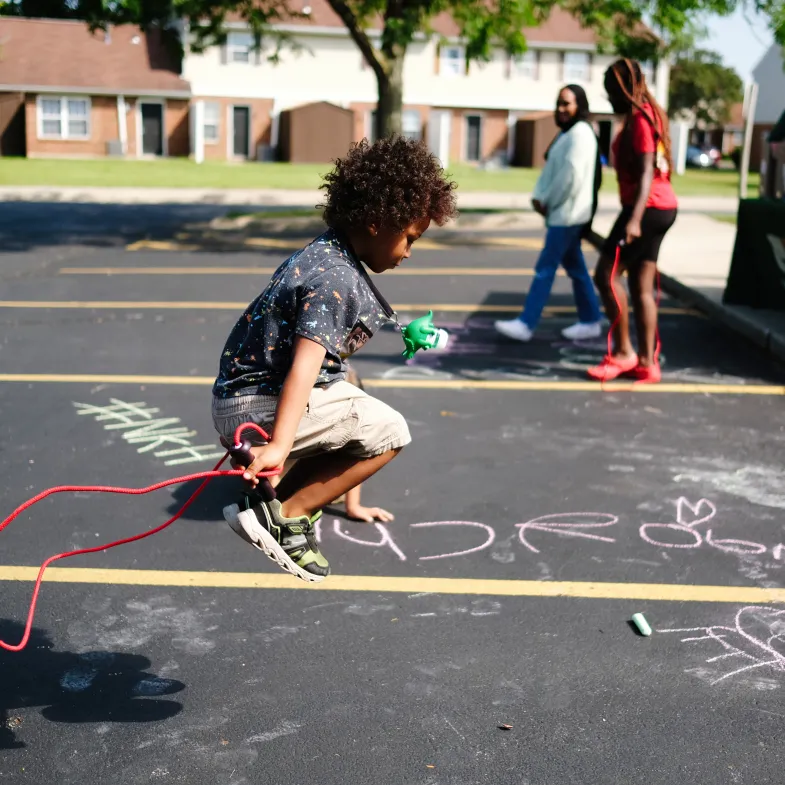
top-left (230, 438), bottom-right (277, 503)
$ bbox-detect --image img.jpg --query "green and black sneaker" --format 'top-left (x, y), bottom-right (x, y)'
top-left (223, 494), bottom-right (329, 583)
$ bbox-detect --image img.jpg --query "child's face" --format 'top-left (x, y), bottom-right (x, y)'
top-left (362, 217), bottom-right (431, 273)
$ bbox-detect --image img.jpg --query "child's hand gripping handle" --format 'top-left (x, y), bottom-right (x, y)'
top-left (230, 437), bottom-right (277, 503)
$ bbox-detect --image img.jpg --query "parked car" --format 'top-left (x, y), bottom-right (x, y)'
top-left (686, 146), bottom-right (718, 169)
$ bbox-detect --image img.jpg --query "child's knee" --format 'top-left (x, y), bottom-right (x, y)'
top-left (355, 399), bottom-right (411, 457)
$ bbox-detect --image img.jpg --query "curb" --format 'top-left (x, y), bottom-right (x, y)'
top-left (0, 187), bottom-right (739, 213)
top-left (659, 272), bottom-right (785, 364)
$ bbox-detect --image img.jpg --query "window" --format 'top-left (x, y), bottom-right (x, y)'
top-left (402, 110), bottom-right (421, 141)
top-left (563, 51), bottom-right (590, 82)
top-left (227, 32), bottom-right (253, 63)
top-left (37, 96), bottom-right (90, 140)
top-left (368, 109), bottom-right (421, 142)
top-left (204, 102), bottom-right (220, 143)
top-left (441, 46), bottom-right (464, 77)
top-left (465, 115), bottom-right (482, 162)
top-left (513, 50), bottom-right (539, 79)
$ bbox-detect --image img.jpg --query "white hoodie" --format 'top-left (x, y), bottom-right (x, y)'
top-left (531, 121), bottom-right (598, 228)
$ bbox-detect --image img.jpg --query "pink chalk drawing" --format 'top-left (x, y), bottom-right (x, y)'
top-left (661, 606), bottom-right (785, 685)
top-left (306, 496), bottom-right (780, 568)
top-left (639, 497), bottom-right (717, 548)
top-left (640, 497), bottom-right (770, 555)
top-left (330, 519), bottom-right (407, 562)
top-left (410, 521), bottom-right (496, 561)
top-left (516, 512), bottom-right (619, 554)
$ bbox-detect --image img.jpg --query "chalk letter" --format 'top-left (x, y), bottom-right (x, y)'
top-left (411, 521), bottom-right (496, 561)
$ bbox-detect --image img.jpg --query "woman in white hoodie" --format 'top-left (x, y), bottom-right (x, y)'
top-left (495, 84), bottom-right (603, 343)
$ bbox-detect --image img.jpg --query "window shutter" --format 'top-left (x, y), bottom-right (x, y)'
top-left (587, 53), bottom-right (593, 82)
top-left (254, 47), bottom-right (263, 66)
top-left (559, 52), bottom-right (565, 81)
top-left (435, 44), bottom-right (440, 75)
top-left (220, 43), bottom-right (228, 65)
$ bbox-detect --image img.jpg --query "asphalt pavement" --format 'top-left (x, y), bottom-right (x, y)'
top-left (2, 204), bottom-right (785, 784)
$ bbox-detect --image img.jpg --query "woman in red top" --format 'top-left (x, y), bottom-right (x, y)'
top-left (588, 59), bottom-right (678, 384)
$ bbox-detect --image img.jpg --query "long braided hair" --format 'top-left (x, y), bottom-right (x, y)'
top-left (607, 58), bottom-right (673, 175)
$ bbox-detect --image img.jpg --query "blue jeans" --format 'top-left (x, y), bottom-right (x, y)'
top-left (520, 224), bottom-right (602, 329)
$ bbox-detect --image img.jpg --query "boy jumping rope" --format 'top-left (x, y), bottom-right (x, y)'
top-left (212, 137), bottom-right (457, 582)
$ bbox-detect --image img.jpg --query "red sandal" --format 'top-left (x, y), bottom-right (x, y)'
top-left (626, 362), bottom-right (662, 384)
top-left (587, 354), bottom-right (639, 381)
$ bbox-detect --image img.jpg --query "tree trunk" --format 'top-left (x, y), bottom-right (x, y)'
top-left (375, 48), bottom-right (404, 139)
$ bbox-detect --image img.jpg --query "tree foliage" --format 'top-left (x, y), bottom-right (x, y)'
top-left (2, 0), bottom-right (783, 139)
top-left (668, 49), bottom-right (744, 126)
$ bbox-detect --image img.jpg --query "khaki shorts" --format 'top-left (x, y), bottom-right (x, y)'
top-left (212, 381), bottom-right (411, 459)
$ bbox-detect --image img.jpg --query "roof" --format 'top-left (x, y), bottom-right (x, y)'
top-left (0, 18), bottom-right (190, 95)
top-left (233, 0), bottom-right (601, 45)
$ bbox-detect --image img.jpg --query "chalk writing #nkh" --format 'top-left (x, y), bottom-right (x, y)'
top-left (74, 399), bottom-right (224, 467)
top-left (312, 499), bottom-right (785, 565)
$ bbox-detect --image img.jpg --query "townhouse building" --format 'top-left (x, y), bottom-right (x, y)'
top-left (0, 4), bottom-right (670, 166)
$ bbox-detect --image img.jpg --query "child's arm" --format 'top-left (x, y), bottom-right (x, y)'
top-left (241, 336), bottom-right (326, 485)
top-left (344, 484), bottom-right (394, 523)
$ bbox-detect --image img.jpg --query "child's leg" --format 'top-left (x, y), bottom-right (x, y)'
top-left (276, 448), bottom-right (400, 520)
top-left (337, 363), bottom-right (394, 523)
top-left (278, 381), bottom-right (409, 519)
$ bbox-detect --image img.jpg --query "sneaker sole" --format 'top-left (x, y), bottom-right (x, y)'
top-left (494, 325), bottom-right (532, 342)
top-left (562, 328), bottom-right (602, 341)
top-left (223, 503), bottom-right (326, 584)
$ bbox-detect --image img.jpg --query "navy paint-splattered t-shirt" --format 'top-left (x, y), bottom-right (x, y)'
top-left (213, 230), bottom-right (392, 397)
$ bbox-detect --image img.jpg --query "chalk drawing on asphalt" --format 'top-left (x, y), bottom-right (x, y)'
top-left (74, 398), bottom-right (224, 466)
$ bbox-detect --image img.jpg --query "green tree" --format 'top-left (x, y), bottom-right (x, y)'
top-left (668, 49), bottom-right (744, 126)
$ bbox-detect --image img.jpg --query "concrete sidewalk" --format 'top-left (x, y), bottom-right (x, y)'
top-left (0, 185), bottom-right (738, 214)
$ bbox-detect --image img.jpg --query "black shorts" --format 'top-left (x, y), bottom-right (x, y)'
top-left (601, 207), bottom-right (677, 264)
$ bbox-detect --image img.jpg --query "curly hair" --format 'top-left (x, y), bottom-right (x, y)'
top-left (319, 136), bottom-right (458, 232)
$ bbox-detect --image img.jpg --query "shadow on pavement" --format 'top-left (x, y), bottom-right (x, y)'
top-left (0, 202), bottom-right (283, 252)
top-left (374, 291), bottom-right (785, 385)
top-left (166, 475), bottom-right (242, 523)
top-left (0, 620), bottom-right (185, 750)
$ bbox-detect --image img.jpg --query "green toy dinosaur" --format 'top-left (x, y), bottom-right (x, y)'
top-left (401, 311), bottom-right (448, 359)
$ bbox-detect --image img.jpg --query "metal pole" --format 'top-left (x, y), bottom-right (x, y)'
top-left (739, 81), bottom-right (759, 200)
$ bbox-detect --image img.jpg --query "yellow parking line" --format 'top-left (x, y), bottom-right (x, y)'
top-left (124, 237), bottom-right (547, 253)
top-left (0, 373), bottom-right (780, 395)
top-left (0, 301), bottom-right (522, 312)
top-left (61, 266), bottom-right (544, 276)
top-left (3, 565), bottom-right (785, 603)
top-left (0, 300), bottom-right (695, 316)
top-left (125, 239), bottom-right (202, 252)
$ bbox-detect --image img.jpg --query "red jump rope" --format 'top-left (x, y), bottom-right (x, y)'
top-left (0, 423), bottom-right (275, 653)
top-left (601, 241), bottom-right (662, 389)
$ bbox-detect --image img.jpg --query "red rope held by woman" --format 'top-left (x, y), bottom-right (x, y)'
top-left (601, 242), bottom-right (662, 391)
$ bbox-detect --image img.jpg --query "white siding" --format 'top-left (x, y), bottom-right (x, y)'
top-left (752, 45), bottom-right (785, 125)
top-left (183, 28), bottom-right (620, 115)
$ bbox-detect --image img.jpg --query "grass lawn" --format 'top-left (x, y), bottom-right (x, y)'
top-left (0, 157), bottom-right (759, 197)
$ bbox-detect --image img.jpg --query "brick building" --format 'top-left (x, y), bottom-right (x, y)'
top-left (0, 18), bottom-right (190, 158)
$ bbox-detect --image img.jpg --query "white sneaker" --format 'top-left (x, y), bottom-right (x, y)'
top-left (494, 319), bottom-right (533, 342)
top-left (561, 321), bottom-right (602, 341)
